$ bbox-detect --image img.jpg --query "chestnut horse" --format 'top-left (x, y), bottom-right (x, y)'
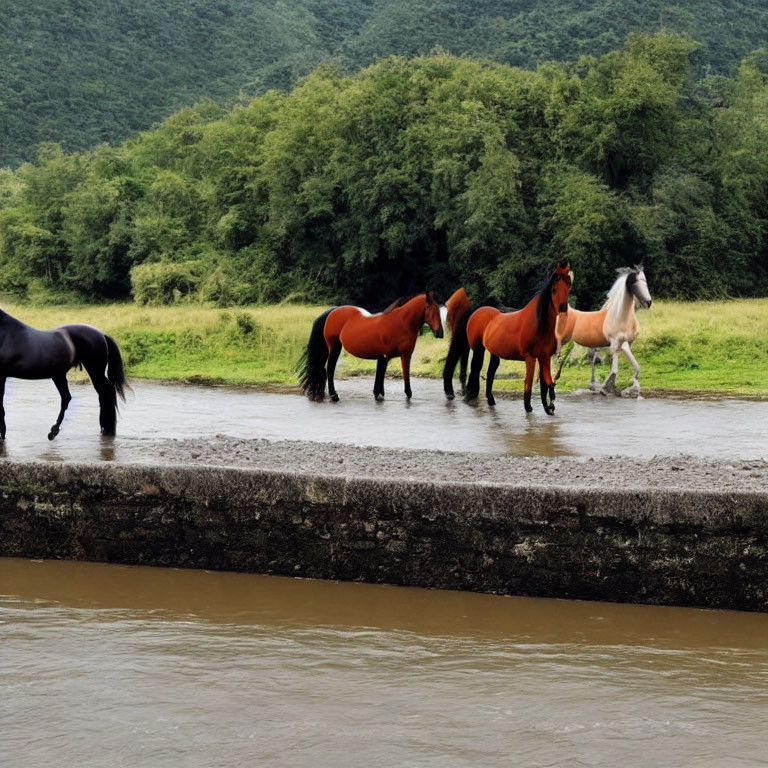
top-left (443, 262), bottom-right (571, 415)
top-left (555, 266), bottom-right (651, 396)
top-left (0, 309), bottom-right (127, 440)
top-left (298, 292), bottom-right (444, 402)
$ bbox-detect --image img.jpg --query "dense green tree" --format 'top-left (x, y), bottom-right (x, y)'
top-left (2, 36), bottom-right (768, 308)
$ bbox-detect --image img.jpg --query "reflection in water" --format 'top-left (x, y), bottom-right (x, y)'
top-left (1, 559), bottom-right (768, 768)
top-left (0, 378), bottom-right (766, 464)
top-left (487, 408), bottom-right (576, 456)
top-left (99, 435), bottom-right (116, 461)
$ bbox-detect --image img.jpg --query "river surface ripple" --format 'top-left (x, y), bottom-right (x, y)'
top-left (2, 559), bottom-right (768, 767)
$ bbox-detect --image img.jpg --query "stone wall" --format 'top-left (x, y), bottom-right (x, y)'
top-left (1, 461), bottom-right (766, 611)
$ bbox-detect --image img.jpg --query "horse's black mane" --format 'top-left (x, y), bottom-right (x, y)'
top-left (534, 273), bottom-right (557, 335)
top-left (381, 291), bottom-right (442, 314)
top-left (382, 293), bottom-right (422, 313)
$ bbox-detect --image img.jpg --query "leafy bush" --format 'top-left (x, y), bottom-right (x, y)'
top-left (130, 261), bottom-right (206, 305)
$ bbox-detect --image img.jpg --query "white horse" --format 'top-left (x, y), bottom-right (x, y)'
top-left (555, 267), bottom-right (652, 396)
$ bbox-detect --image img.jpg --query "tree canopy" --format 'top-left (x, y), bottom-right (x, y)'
top-left (1, 35), bottom-right (767, 308)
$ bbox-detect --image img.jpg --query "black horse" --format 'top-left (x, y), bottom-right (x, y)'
top-left (0, 309), bottom-right (127, 440)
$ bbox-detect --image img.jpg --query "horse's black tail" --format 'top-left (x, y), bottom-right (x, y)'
top-left (297, 308), bottom-right (335, 400)
top-left (105, 334), bottom-right (127, 403)
top-left (443, 305), bottom-right (475, 398)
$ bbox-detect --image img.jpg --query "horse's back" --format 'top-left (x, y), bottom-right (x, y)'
top-left (324, 306), bottom-right (368, 340)
top-left (483, 307), bottom-right (534, 359)
top-left (556, 307), bottom-right (608, 347)
top-left (335, 306), bottom-right (403, 359)
top-left (0, 324), bottom-right (73, 379)
top-left (466, 306), bottom-right (501, 350)
top-left (56, 324), bottom-right (109, 365)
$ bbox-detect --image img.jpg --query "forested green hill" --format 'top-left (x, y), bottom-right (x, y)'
top-left (3, 0), bottom-right (768, 166)
top-left (2, 35), bottom-right (767, 308)
top-left (0, 0), bottom-right (373, 167)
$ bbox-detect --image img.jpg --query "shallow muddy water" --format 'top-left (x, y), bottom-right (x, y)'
top-left (1, 559), bottom-right (767, 767)
top-left (0, 377), bottom-right (766, 463)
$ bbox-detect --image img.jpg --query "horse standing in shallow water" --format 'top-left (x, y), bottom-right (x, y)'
top-left (441, 287), bottom-right (475, 395)
top-left (298, 291), bottom-right (444, 402)
top-left (0, 310), bottom-right (126, 440)
top-left (443, 262), bottom-right (572, 415)
top-left (555, 266), bottom-right (652, 396)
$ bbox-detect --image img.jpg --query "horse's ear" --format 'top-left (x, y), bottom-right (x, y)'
top-left (426, 290), bottom-right (435, 304)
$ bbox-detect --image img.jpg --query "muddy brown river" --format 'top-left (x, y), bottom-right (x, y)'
top-left (2, 559), bottom-right (767, 767)
top-left (0, 377), bottom-right (766, 462)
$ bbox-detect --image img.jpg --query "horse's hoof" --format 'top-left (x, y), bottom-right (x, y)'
top-left (445, 393), bottom-right (455, 401)
top-left (621, 382), bottom-right (641, 398)
top-left (405, 392), bottom-right (412, 400)
top-left (331, 394), bottom-right (339, 402)
top-left (524, 404), bottom-right (533, 413)
top-left (47, 431), bottom-right (56, 441)
top-left (601, 374), bottom-right (619, 396)
top-left (589, 381), bottom-right (602, 393)
top-left (375, 394), bottom-right (384, 401)
top-left (487, 397), bottom-right (496, 407)
top-left (100, 428), bottom-right (115, 437)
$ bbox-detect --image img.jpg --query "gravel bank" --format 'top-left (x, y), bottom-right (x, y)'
top-left (143, 435), bottom-right (768, 492)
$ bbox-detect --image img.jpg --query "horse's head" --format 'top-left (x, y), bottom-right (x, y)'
top-left (551, 260), bottom-right (572, 315)
top-left (626, 266), bottom-right (652, 310)
top-left (424, 291), bottom-right (444, 338)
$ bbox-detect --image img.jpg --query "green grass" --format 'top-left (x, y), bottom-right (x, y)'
top-left (3, 299), bottom-right (768, 397)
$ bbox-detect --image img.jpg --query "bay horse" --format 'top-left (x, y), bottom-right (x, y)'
top-left (441, 287), bottom-right (475, 396)
top-left (0, 309), bottom-right (127, 440)
top-left (298, 291), bottom-right (444, 402)
top-left (443, 262), bottom-right (572, 415)
top-left (555, 266), bottom-right (651, 396)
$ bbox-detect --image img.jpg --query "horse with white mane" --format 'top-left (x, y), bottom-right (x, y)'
top-left (555, 267), bottom-right (652, 396)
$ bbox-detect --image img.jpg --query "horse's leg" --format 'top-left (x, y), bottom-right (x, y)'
top-left (620, 341), bottom-right (641, 396)
top-left (589, 349), bottom-right (602, 392)
top-left (84, 361), bottom-right (118, 435)
top-left (327, 341), bottom-right (342, 402)
top-left (0, 378), bottom-right (6, 439)
top-left (47, 375), bottom-right (72, 440)
top-left (523, 356), bottom-right (536, 413)
top-left (539, 356), bottom-right (555, 415)
top-left (602, 343), bottom-right (621, 396)
top-left (485, 354), bottom-right (499, 406)
top-left (374, 356), bottom-right (388, 400)
top-left (464, 345), bottom-right (485, 401)
top-left (400, 354), bottom-right (412, 399)
top-left (458, 350), bottom-right (468, 396)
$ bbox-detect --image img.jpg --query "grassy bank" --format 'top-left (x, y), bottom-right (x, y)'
top-left (2, 299), bottom-right (767, 397)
